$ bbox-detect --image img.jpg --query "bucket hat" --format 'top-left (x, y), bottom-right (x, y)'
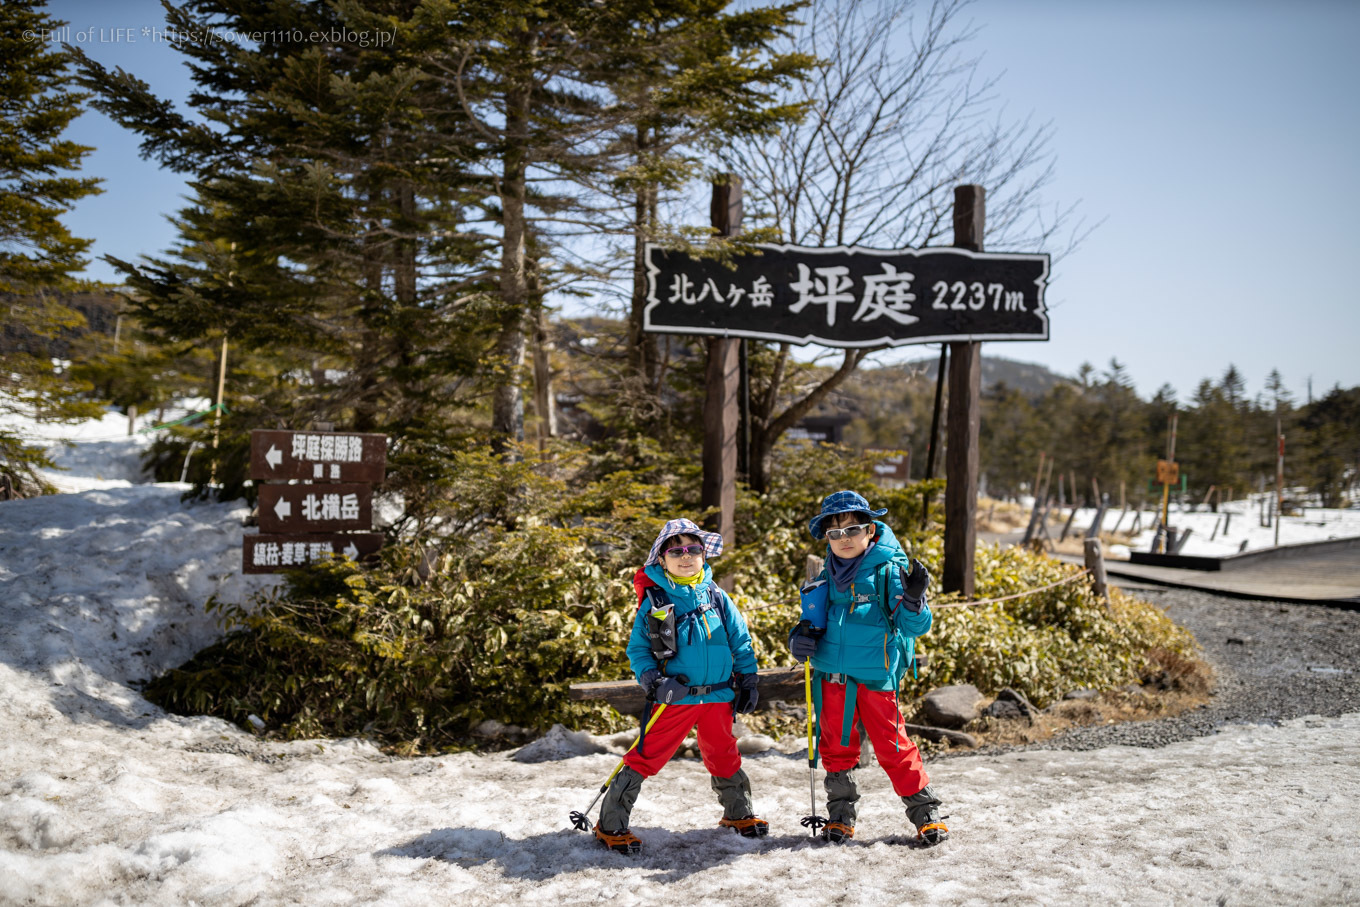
top-left (808, 490), bottom-right (888, 539)
top-left (644, 518), bottom-right (724, 566)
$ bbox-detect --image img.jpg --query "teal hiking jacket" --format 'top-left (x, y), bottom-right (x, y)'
top-left (627, 563), bottom-right (758, 706)
top-left (800, 521), bottom-right (933, 690)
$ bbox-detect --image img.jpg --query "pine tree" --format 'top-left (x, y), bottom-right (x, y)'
top-left (74, 1), bottom-right (497, 501)
top-left (0, 0), bottom-right (105, 494)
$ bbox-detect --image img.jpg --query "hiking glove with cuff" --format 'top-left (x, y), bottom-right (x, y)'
top-left (640, 670), bottom-right (690, 704)
top-left (901, 558), bottom-right (930, 610)
top-left (732, 672), bottom-right (759, 714)
top-left (789, 631), bottom-right (819, 662)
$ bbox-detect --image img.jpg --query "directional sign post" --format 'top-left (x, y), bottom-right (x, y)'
top-left (256, 483), bottom-right (374, 534)
top-left (249, 430), bottom-right (387, 483)
top-left (243, 533), bottom-right (385, 574)
top-left (245, 429), bottom-right (388, 574)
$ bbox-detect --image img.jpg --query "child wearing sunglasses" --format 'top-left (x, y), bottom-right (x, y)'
top-left (788, 490), bottom-right (949, 847)
top-left (591, 518), bottom-right (766, 854)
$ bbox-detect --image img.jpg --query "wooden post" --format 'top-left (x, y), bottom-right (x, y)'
top-left (1084, 538), bottom-right (1110, 606)
top-left (209, 334), bottom-right (228, 486)
top-left (702, 177), bottom-right (742, 570)
top-left (943, 184), bottom-right (984, 597)
top-left (922, 344), bottom-right (948, 529)
top-left (1274, 421), bottom-right (1284, 548)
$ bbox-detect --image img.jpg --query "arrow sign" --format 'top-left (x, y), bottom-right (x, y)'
top-left (243, 533), bottom-right (384, 574)
top-left (249, 430), bottom-right (387, 483)
top-left (256, 484), bottom-right (373, 534)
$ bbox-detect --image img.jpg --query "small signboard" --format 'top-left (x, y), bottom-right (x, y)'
top-left (243, 532), bottom-right (385, 574)
top-left (249, 430), bottom-right (387, 483)
top-left (644, 242), bottom-right (1049, 347)
top-left (1156, 459), bottom-right (1180, 484)
top-left (867, 448), bottom-right (910, 482)
top-left (256, 483), bottom-right (373, 534)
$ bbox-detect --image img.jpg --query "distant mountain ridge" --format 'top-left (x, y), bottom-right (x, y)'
top-left (873, 355), bottom-right (1071, 398)
top-left (926, 355), bottom-right (1068, 397)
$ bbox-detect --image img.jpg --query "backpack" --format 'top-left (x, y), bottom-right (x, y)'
top-left (640, 582), bottom-right (732, 664)
top-left (873, 557), bottom-right (919, 685)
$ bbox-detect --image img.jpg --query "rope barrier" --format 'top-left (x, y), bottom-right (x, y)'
top-left (740, 567), bottom-right (1093, 614)
top-left (929, 568), bottom-right (1091, 610)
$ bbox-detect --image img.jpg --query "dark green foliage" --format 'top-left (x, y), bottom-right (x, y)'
top-left (917, 540), bottom-right (1198, 706)
top-left (146, 436), bottom-right (1195, 748)
top-left (0, 0), bottom-right (106, 493)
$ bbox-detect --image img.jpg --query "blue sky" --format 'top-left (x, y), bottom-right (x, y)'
top-left (46, 0), bottom-right (1360, 404)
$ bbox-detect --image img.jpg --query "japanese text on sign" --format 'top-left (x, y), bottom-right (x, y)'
top-left (644, 243), bottom-right (1049, 348)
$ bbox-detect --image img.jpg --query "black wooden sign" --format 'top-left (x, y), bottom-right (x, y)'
top-left (243, 532), bottom-right (385, 574)
top-left (257, 483), bottom-right (373, 534)
top-left (249, 430), bottom-right (387, 483)
top-left (644, 243), bottom-right (1049, 347)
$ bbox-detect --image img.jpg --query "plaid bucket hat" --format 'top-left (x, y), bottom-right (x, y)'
top-left (808, 490), bottom-right (888, 539)
top-left (644, 518), bottom-right (724, 566)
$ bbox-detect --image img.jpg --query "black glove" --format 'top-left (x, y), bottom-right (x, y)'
top-left (904, 558), bottom-right (930, 601)
top-left (732, 672), bottom-right (759, 714)
top-left (789, 631), bottom-right (819, 662)
top-left (648, 673), bottom-right (691, 704)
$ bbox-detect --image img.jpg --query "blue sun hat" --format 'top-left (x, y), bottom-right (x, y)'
top-left (808, 490), bottom-right (888, 540)
top-left (644, 518), bottom-right (724, 566)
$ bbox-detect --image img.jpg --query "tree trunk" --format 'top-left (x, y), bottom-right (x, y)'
top-left (492, 67), bottom-right (531, 449)
top-left (748, 348), bottom-right (870, 493)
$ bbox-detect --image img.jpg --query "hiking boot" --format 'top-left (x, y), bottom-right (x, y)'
top-left (593, 824), bottom-right (642, 854)
top-left (916, 821), bottom-right (949, 847)
top-left (719, 815), bottom-right (769, 838)
top-left (820, 821), bottom-right (854, 844)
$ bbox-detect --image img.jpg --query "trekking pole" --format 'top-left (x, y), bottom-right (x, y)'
top-left (569, 703), bottom-right (667, 831)
top-left (797, 625), bottom-right (827, 836)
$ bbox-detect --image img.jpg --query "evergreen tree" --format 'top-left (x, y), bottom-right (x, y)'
top-left (0, 0), bottom-right (105, 494)
top-left (75, 1), bottom-right (497, 501)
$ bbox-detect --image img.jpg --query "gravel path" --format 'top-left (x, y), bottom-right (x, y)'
top-left (1018, 588), bottom-right (1360, 752)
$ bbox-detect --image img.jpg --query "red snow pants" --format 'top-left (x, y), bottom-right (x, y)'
top-left (818, 680), bottom-right (930, 797)
top-left (622, 702), bottom-right (741, 778)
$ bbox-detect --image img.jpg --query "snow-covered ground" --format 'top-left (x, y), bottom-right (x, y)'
top-left (1019, 497), bottom-right (1360, 560)
top-left (3, 409), bottom-right (1360, 905)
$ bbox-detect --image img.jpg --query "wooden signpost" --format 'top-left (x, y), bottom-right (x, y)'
top-left (244, 429), bottom-right (387, 574)
top-left (867, 448), bottom-right (911, 486)
top-left (645, 182), bottom-right (1050, 595)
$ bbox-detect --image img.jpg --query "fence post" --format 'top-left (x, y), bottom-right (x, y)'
top-left (1084, 538), bottom-right (1110, 608)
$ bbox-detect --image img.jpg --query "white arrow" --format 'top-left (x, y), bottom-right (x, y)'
top-left (274, 497), bottom-right (291, 521)
top-left (265, 445), bottom-right (283, 469)
top-left (343, 542), bottom-right (360, 559)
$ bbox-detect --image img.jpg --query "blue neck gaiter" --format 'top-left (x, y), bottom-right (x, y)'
top-left (828, 541), bottom-right (875, 593)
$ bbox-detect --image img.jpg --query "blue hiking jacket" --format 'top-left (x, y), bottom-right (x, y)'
top-left (796, 521), bottom-right (932, 690)
top-left (627, 563), bottom-right (759, 705)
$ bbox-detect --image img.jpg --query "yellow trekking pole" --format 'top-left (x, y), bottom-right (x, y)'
top-left (569, 703), bottom-right (667, 831)
top-left (797, 623), bottom-right (827, 836)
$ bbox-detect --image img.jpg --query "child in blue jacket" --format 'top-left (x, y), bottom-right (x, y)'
top-left (593, 518), bottom-right (767, 854)
top-left (789, 490), bottom-right (949, 846)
